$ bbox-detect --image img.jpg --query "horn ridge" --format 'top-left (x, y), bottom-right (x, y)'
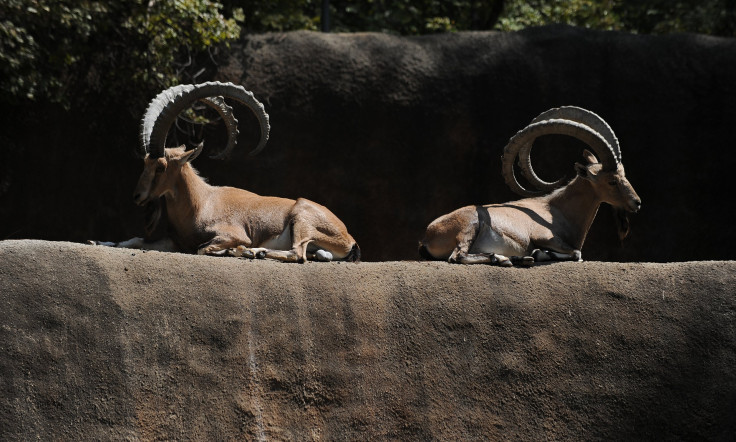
top-left (199, 96), bottom-right (239, 160)
top-left (502, 117), bottom-right (618, 197)
top-left (139, 81), bottom-right (270, 159)
top-left (530, 106), bottom-right (621, 163)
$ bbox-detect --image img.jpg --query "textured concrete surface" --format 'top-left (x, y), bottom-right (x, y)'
top-left (1, 240), bottom-right (734, 440)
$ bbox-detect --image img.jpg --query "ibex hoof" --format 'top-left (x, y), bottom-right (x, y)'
top-left (494, 255), bottom-right (513, 267)
top-left (226, 246), bottom-right (244, 257)
top-left (233, 247), bottom-right (267, 259)
top-left (448, 252), bottom-right (466, 264)
top-left (314, 250), bottom-right (333, 262)
top-left (511, 256), bottom-right (534, 267)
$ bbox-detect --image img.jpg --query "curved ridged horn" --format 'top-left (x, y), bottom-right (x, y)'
top-left (502, 118), bottom-right (619, 197)
top-left (199, 96), bottom-right (239, 159)
top-left (515, 107), bottom-right (621, 193)
top-left (527, 105), bottom-right (621, 162)
top-left (139, 81), bottom-right (270, 159)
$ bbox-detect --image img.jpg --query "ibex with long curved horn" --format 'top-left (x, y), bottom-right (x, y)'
top-left (419, 106), bottom-right (640, 266)
top-left (92, 82), bottom-right (360, 262)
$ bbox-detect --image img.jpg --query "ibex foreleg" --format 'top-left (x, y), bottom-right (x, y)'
top-left (452, 252), bottom-right (511, 266)
top-left (532, 237), bottom-right (583, 262)
top-left (196, 229), bottom-right (251, 256)
top-left (532, 249), bottom-right (583, 262)
top-left (88, 237), bottom-right (178, 252)
top-left (226, 246), bottom-right (334, 262)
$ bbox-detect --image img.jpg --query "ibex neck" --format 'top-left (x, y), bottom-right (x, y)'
top-left (165, 164), bottom-right (211, 228)
top-left (547, 177), bottom-right (601, 249)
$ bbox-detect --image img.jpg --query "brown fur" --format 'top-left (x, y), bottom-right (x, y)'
top-left (129, 145), bottom-right (359, 262)
top-left (420, 150), bottom-right (640, 265)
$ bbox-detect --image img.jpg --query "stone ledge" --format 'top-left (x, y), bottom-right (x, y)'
top-left (1, 240), bottom-right (734, 440)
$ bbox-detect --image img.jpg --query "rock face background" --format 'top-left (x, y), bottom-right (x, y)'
top-left (1, 240), bottom-right (735, 440)
top-left (1, 25), bottom-right (736, 261)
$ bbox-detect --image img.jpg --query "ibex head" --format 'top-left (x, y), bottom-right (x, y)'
top-left (502, 106), bottom-right (641, 239)
top-left (573, 150), bottom-right (641, 214)
top-left (132, 82), bottom-right (270, 217)
top-left (133, 144), bottom-right (204, 206)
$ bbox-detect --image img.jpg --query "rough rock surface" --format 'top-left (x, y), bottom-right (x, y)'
top-left (1, 240), bottom-right (734, 440)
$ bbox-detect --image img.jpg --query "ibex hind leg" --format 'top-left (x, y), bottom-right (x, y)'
top-left (288, 199), bottom-right (357, 262)
top-left (291, 226), bottom-right (352, 263)
top-left (307, 249), bottom-right (334, 262)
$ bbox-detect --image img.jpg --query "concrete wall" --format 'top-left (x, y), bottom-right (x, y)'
top-left (1, 240), bottom-right (734, 439)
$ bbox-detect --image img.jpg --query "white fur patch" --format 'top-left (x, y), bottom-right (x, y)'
top-left (469, 224), bottom-right (523, 257)
top-left (260, 225), bottom-right (292, 251)
top-left (314, 250), bottom-right (333, 262)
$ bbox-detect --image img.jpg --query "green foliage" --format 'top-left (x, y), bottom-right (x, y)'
top-left (496, 0), bottom-right (622, 31)
top-left (321, 0), bottom-right (504, 35)
top-left (1, 0), bottom-right (240, 109)
top-left (220, 0), bottom-right (320, 32)
top-left (221, 0), bottom-right (735, 37)
top-left (1, 1), bottom-right (108, 102)
top-left (220, 0), bottom-right (503, 35)
top-left (613, 0), bottom-right (736, 35)
top-left (122, 0), bottom-right (240, 96)
top-left (494, 0), bottom-right (736, 36)
top-left (2, 0), bottom-right (734, 110)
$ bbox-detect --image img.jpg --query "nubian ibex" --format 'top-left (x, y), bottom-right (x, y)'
top-left (93, 82), bottom-right (360, 263)
top-left (419, 106), bottom-right (641, 266)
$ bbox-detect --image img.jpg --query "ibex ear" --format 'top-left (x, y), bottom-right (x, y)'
top-left (180, 142), bottom-right (204, 164)
top-left (581, 149), bottom-right (598, 165)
